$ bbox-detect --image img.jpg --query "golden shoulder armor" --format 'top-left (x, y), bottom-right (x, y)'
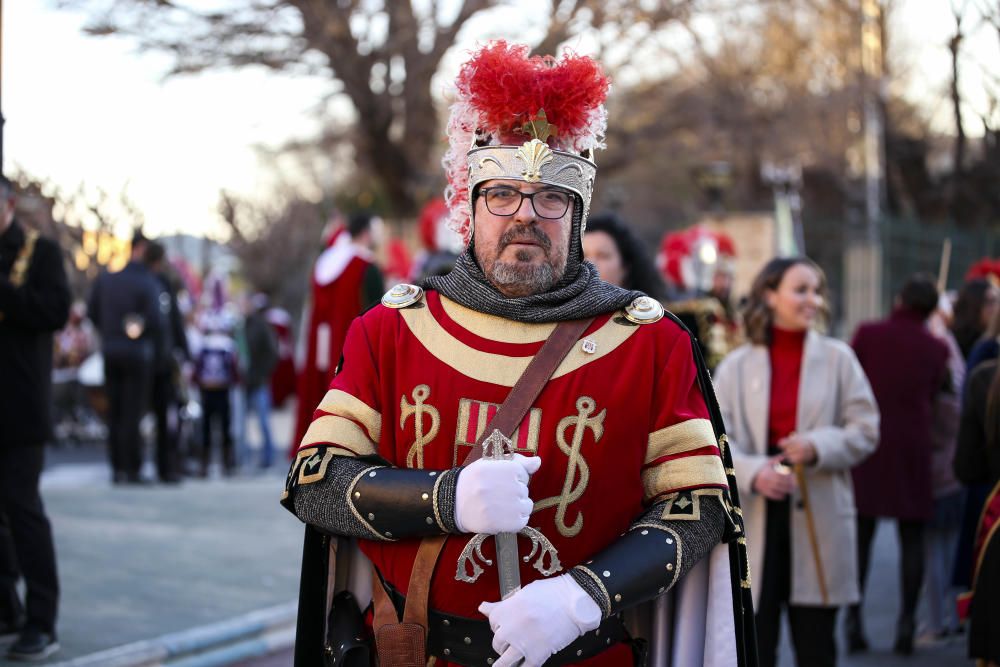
top-left (382, 283), bottom-right (424, 309)
top-left (623, 296), bottom-right (664, 324)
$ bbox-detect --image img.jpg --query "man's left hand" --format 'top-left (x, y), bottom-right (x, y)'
top-left (777, 433), bottom-right (818, 466)
top-left (478, 574), bottom-right (602, 667)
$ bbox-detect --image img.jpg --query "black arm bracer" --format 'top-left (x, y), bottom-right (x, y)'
top-left (280, 447), bottom-right (461, 541)
top-left (569, 494), bottom-right (726, 618)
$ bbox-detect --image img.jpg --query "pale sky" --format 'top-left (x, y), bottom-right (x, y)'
top-left (2, 1), bottom-right (997, 239)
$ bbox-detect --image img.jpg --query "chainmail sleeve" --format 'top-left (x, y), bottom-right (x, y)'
top-left (281, 446), bottom-right (462, 541)
top-left (568, 494), bottom-right (726, 618)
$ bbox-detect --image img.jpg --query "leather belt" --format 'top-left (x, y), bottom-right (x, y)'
top-left (382, 581), bottom-right (627, 666)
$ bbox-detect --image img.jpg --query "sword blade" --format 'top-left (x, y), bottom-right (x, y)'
top-left (495, 531), bottom-right (521, 600)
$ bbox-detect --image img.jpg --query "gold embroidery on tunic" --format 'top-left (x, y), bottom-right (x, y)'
top-left (400, 385), bottom-right (440, 469)
top-left (453, 398), bottom-right (541, 465)
top-left (534, 396), bottom-right (606, 538)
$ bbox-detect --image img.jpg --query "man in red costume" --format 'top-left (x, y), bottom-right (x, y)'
top-left (283, 43), bottom-right (756, 667)
top-left (291, 212), bottom-right (384, 454)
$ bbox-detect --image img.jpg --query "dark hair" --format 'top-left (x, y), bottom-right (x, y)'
top-left (584, 212), bottom-right (667, 301)
top-left (0, 175), bottom-right (13, 199)
top-left (897, 273), bottom-right (939, 317)
top-left (742, 257), bottom-right (829, 345)
top-left (143, 241), bottom-right (166, 266)
top-left (131, 228), bottom-right (149, 248)
top-left (951, 278), bottom-right (996, 358)
top-left (347, 211), bottom-right (375, 238)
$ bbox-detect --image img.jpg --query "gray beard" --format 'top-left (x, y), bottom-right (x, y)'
top-left (488, 256), bottom-right (561, 297)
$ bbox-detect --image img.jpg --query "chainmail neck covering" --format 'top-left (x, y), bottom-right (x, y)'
top-left (424, 206), bottom-right (644, 323)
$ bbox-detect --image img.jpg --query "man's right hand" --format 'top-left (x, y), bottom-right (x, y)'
top-left (454, 454), bottom-right (541, 534)
top-left (751, 455), bottom-right (797, 501)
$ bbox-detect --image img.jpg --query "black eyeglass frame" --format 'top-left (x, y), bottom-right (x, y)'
top-left (476, 186), bottom-right (573, 220)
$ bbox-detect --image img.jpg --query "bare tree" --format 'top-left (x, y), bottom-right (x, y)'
top-left (64, 0), bottom-right (698, 217)
top-left (950, 1), bottom-right (970, 176)
top-left (218, 188), bottom-right (328, 317)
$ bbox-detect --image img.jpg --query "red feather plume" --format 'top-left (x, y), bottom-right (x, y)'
top-left (456, 41), bottom-right (609, 144)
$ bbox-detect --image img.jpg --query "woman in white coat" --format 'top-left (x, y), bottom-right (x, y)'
top-left (714, 258), bottom-right (879, 667)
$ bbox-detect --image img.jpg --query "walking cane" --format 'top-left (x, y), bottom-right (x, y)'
top-left (793, 462), bottom-right (829, 605)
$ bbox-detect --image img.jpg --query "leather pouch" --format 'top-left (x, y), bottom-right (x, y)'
top-left (324, 591), bottom-right (372, 667)
top-left (374, 622), bottom-right (426, 667)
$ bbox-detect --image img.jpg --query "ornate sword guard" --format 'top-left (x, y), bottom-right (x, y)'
top-left (455, 526), bottom-right (563, 583)
top-left (454, 428), bottom-right (563, 584)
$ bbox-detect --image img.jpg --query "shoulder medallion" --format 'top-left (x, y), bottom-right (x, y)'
top-left (382, 283), bottom-right (424, 309)
top-left (623, 296), bottom-right (664, 324)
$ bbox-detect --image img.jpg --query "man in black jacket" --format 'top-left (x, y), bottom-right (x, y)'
top-left (144, 241), bottom-right (189, 483)
top-left (88, 231), bottom-right (164, 484)
top-left (0, 175), bottom-right (71, 660)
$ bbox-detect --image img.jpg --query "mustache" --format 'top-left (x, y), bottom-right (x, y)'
top-left (498, 225), bottom-right (551, 252)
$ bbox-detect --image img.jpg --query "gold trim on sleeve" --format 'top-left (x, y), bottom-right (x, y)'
top-left (317, 389), bottom-right (382, 442)
top-left (644, 419), bottom-right (718, 464)
top-left (642, 456), bottom-right (728, 501)
top-left (300, 415), bottom-right (378, 456)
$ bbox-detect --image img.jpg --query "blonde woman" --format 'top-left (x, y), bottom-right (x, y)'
top-left (713, 257), bottom-right (879, 666)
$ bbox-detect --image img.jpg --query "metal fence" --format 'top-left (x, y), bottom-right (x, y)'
top-left (879, 217), bottom-right (1000, 300)
top-left (803, 216), bottom-right (1000, 336)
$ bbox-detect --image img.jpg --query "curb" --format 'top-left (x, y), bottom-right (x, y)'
top-left (49, 602), bottom-right (296, 667)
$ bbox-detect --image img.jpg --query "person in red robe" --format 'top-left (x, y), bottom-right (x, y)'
top-left (290, 212), bottom-right (384, 457)
top-left (282, 42), bottom-right (756, 667)
top-left (265, 306), bottom-right (295, 408)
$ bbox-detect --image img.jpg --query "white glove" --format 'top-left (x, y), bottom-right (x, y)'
top-left (478, 574), bottom-right (602, 667)
top-left (454, 454), bottom-right (540, 534)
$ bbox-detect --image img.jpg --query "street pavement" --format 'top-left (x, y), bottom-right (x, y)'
top-left (0, 408), bottom-right (303, 667)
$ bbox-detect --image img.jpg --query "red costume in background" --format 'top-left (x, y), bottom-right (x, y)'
top-left (292, 230), bottom-right (376, 454)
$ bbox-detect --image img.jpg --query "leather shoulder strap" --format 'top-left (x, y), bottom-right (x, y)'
top-left (373, 316), bottom-right (595, 634)
top-left (460, 316), bottom-right (594, 466)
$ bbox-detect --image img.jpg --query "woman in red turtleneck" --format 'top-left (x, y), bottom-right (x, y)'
top-left (714, 258), bottom-right (879, 667)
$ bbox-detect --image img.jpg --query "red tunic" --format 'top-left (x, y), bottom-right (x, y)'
top-left (292, 253), bottom-right (372, 452)
top-left (298, 290), bottom-right (729, 665)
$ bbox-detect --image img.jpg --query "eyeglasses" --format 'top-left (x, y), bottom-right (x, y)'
top-left (477, 186), bottom-right (572, 219)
